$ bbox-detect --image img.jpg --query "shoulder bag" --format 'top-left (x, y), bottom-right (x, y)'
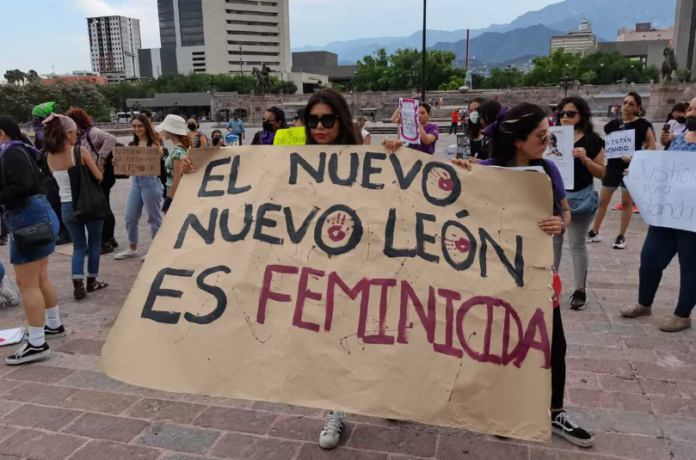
top-left (567, 182), bottom-right (599, 216)
top-left (70, 145), bottom-right (110, 223)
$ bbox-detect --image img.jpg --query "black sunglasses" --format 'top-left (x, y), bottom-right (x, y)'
top-left (306, 114), bottom-right (339, 129)
top-left (558, 110), bottom-right (579, 119)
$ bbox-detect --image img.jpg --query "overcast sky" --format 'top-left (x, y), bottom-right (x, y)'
top-left (0, 0), bottom-right (561, 78)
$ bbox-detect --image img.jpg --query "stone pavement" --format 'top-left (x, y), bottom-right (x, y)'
top-left (0, 173), bottom-right (694, 460)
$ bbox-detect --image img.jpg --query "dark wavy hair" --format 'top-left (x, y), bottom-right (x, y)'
top-left (478, 100), bottom-right (502, 128)
top-left (490, 103), bottom-right (548, 167)
top-left (0, 116), bottom-right (23, 141)
top-left (466, 98), bottom-right (487, 139)
top-left (66, 107), bottom-right (93, 131)
top-left (131, 114), bottom-right (160, 146)
top-left (266, 106), bottom-right (289, 130)
top-left (626, 91), bottom-right (643, 117)
top-left (304, 88), bottom-right (360, 145)
top-left (556, 96), bottom-right (595, 136)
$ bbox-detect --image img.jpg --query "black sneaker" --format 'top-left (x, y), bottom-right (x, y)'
top-left (586, 230), bottom-right (602, 243)
top-left (613, 235), bottom-right (627, 250)
top-left (570, 291), bottom-right (587, 311)
top-left (5, 342), bottom-right (51, 366)
top-left (110, 238), bottom-right (119, 249)
top-left (551, 411), bottom-right (594, 448)
top-left (24, 325), bottom-right (66, 341)
top-left (101, 242), bottom-right (114, 255)
top-left (0, 235), bottom-right (8, 246)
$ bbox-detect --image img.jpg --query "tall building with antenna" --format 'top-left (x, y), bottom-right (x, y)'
top-left (87, 16), bottom-right (142, 83)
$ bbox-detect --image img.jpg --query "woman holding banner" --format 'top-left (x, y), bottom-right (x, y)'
top-left (387, 103), bottom-right (439, 155)
top-left (451, 103), bottom-right (594, 448)
top-left (556, 97), bottom-right (606, 310)
top-left (621, 97), bottom-right (696, 333)
top-left (114, 115), bottom-right (165, 261)
top-left (588, 92), bottom-right (655, 250)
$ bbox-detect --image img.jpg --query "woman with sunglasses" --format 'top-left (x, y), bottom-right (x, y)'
top-left (588, 92), bottom-right (655, 250)
top-left (251, 107), bottom-right (289, 146)
top-left (556, 97), bottom-right (606, 310)
top-left (452, 103), bottom-right (593, 448)
top-left (386, 103), bottom-right (439, 155)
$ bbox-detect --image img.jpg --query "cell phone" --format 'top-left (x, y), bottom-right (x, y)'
top-left (662, 124), bottom-right (671, 133)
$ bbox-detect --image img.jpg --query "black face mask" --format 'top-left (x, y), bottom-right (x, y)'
top-left (188, 123), bottom-right (198, 131)
top-left (677, 117), bottom-right (687, 125)
top-left (686, 117), bottom-right (696, 132)
top-left (212, 137), bottom-right (221, 146)
top-left (262, 121), bottom-right (274, 132)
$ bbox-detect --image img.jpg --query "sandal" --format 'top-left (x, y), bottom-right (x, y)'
top-left (73, 279), bottom-right (86, 300)
top-left (86, 278), bottom-right (109, 293)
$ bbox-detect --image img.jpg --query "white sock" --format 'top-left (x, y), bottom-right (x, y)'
top-left (45, 306), bottom-right (62, 329)
top-left (28, 326), bottom-right (46, 347)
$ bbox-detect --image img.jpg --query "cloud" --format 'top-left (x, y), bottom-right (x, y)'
top-left (72, 0), bottom-right (161, 48)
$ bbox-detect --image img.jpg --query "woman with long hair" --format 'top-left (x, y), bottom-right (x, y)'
top-left (452, 103), bottom-right (593, 448)
top-left (252, 107), bottom-right (289, 145)
top-left (114, 115), bottom-right (165, 260)
top-left (158, 115), bottom-right (191, 213)
top-left (466, 97), bottom-right (486, 159)
top-left (385, 102), bottom-right (439, 154)
top-left (0, 115), bottom-right (62, 365)
top-left (44, 114), bottom-right (108, 299)
top-left (555, 96), bottom-right (606, 310)
top-left (588, 92), bottom-right (656, 249)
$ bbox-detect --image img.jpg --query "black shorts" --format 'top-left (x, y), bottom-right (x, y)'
top-left (602, 166), bottom-right (627, 191)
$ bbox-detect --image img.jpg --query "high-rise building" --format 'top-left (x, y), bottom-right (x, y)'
top-left (550, 20), bottom-right (597, 56)
top-left (141, 0), bottom-right (291, 78)
top-left (87, 16), bottom-right (142, 83)
top-left (675, 0), bottom-right (696, 75)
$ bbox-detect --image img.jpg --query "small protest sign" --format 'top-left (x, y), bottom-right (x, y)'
top-left (113, 146), bottom-right (161, 176)
top-left (102, 146), bottom-right (555, 441)
top-left (456, 133), bottom-right (471, 159)
top-left (625, 150), bottom-right (696, 233)
top-left (274, 127), bottom-right (307, 146)
top-left (543, 126), bottom-right (574, 190)
top-left (605, 129), bottom-right (636, 160)
top-left (399, 98), bottom-right (420, 145)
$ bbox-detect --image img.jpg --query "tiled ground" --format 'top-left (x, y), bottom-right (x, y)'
top-left (0, 172), bottom-right (694, 460)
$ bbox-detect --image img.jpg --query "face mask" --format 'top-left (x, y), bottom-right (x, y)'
top-left (188, 123), bottom-right (197, 131)
top-left (469, 112), bottom-right (480, 124)
top-left (677, 117), bottom-right (687, 125)
top-left (686, 117), bottom-right (696, 132)
top-left (262, 121), bottom-right (274, 132)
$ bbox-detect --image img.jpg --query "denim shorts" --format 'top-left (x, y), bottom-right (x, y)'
top-left (4, 195), bottom-right (60, 265)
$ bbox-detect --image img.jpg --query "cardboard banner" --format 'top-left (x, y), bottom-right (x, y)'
top-left (102, 146), bottom-right (555, 441)
top-left (625, 150), bottom-right (696, 233)
top-left (605, 129), bottom-right (636, 160)
top-left (113, 146), bottom-right (161, 176)
top-left (399, 98), bottom-right (421, 144)
top-left (543, 126), bottom-right (574, 190)
top-left (273, 127), bottom-right (307, 146)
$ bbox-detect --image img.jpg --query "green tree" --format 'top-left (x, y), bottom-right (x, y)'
top-left (677, 68), bottom-right (692, 83)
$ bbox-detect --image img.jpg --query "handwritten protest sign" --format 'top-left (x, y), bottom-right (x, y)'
top-left (113, 146), bottom-right (161, 176)
top-left (625, 150), bottom-right (696, 233)
top-left (543, 126), bottom-right (574, 190)
top-left (273, 127), bottom-right (306, 146)
top-left (399, 98), bottom-right (420, 145)
top-left (102, 146), bottom-right (555, 441)
top-left (605, 129), bottom-right (636, 160)
top-left (456, 133), bottom-right (471, 159)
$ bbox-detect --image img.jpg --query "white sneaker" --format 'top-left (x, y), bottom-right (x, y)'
top-left (114, 248), bottom-right (139, 260)
top-left (0, 276), bottom-right (21, 307)
top-left (319, 411), bottom-right (346, 450)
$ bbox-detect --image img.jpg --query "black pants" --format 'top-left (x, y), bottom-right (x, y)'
top-left (0, 210), bottom-right (8, 238)
top-left (449, 123), bottom-right (458, 135)
top-left (551, 307), bottom-right (566, 410)
top-left (100, 181), bottom-right (116, 243)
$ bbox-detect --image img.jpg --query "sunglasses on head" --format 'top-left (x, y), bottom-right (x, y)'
top-left (306, 114), bottom-right (339, 129)
top-left (558, 110), bottom-right (579, 119)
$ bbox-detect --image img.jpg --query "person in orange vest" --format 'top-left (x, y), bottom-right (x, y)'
top-left (449, 109), bottom-right (460, 135)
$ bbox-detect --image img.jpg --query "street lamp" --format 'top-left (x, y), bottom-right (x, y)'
top-left (239, 46), bottom-right (243, 76)
top-left (561, 72), bottom-right (572, 97)
top-left (421, 0), bottom-right (427, 102)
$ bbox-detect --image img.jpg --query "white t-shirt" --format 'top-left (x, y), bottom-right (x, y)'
top-left (668, 119), bottom-right (688, 136)
top-left (361, 129), bottom-right (371, 144)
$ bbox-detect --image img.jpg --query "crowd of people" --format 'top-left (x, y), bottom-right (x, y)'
top-left (0, 86), bottom-right (693, 452)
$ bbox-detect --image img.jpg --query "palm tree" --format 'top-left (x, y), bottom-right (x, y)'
top-left (3, 70), bottom-right (15, 85)
top-left (26, 70), bottom-right (40, 83)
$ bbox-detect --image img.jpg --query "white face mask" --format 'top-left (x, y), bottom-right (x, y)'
top-left (469, 112), bottom-right (480, 124)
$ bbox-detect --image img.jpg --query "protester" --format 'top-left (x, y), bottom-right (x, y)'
top-left (466, 97), bottom-right (487, 160)
top-left (188, 118), bottom-right (209, 149)
top-left (0, 259), bottom-right (21, 308)
top-left (355, 116), bottom-right (371, 145)
top-left (0, 115), bottom-right (62, 365)
top-left (451, 103), bottom-right (593, 448)
top-left (556, 97), bottom-right (606, 310)
top-left (211, 130), bottom-right (226, 147)
top-left (141, 109), bottom-right (169, 197)
top-left (226, 113), bottom-right (245, 145)
top-left (158, 115), bottom-right (190, 213)
top-left (661, 102), bottom-right (688, 149)
top-left (386, 103), bottom-right (439, 155)
top-left (294, 108), bottom-right (305, 127)
top-left (66, 108), bottom-right (118, 254)
top-left (621, 96), bottom-right (696, 332)
top-left (449, 108), bottom-right (460, 135)
top-left (476, 100), bottom-right (504, 160)
top-left (114, 115), bottom-right (164, 261)
top-left (44, 114), bottom-right (108, 299)
top-left (252, 107), bottom-right (288, 145)
top-left (588, 92), bottom-right (656, 249)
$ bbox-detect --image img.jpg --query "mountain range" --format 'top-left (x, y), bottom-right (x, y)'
top-left (292, 0), bottom-right (677, 66)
